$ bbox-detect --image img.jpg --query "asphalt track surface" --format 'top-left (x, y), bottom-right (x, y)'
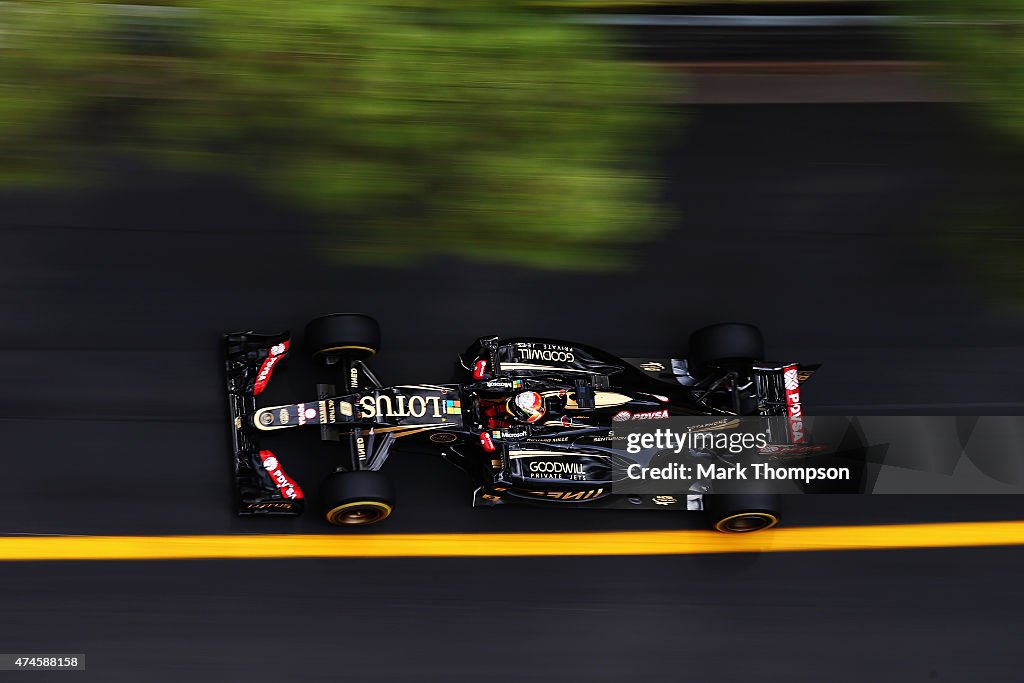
top-left (3, 103), bottom-right (1024, 682)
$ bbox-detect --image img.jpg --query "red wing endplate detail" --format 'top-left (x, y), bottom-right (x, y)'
top-left (259, 450), bottom-right (304, 501)
top-left (253, 340), bottom-right (290, 396)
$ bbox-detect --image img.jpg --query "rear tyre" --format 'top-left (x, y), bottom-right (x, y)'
top-left (305, 313), bottom-right (381, 362)
top-left (320, 471), bottom-right (394, 526)
top-left (704, 494), bottom-right (781, 533)
top-left (688, 322), bottom-right (764, 377)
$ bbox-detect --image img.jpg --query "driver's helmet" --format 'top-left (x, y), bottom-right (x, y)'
top-left (507, 391), bottom-right (546, 424)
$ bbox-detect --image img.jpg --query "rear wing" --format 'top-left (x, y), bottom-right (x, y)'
top-left (754, 362), bottom-right (821, 448)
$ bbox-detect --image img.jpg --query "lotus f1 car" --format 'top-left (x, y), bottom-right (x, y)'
top-left (224, 314), bottom-right (819, 532)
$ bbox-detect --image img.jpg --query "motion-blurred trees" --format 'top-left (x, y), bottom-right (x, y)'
top-left (0, 1), bottom-right (669, 268)
top-left (907, 1), bottom-right (1024, 307)
top-left (909, 0), bottom-right (1024, 142)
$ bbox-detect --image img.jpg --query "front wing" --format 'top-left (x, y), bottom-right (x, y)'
top-left (224, 331), bottom-right (305, 516)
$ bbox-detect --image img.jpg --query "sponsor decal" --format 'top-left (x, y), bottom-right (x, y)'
top-left (758, 443), bottom-right (829, 456)
top-left (613, 410), bottom-right (669, 422)
top-left (429, 432), bottom-right (459, 444)
top-left (631, 410), bottom-right (669, 421)
top-left (513, 452), bottom-right (609, 480)
top-left (640, 362), bottom-right (665, 372)
top-left (493, 428), bottom-right (528, 440)
top-left (359, 394), bottom-right (445, 419)
top-left (349, 366), bottom-right (359, 389)
top-left (484, 379), bottom-right (513, 390)
top-left (783, 364), bottom-right (806, 444)
top-left (591, 430), bottom-right (622, 443)
top-left (259, 450), bottom-right (303, 500)
top-left (304, 407), bottom-right (317, 420)
top-left (525, 488), bottom-right (604, 501)
top-left (517, 346), bottom-right (575, 363)
top-left (253, 340), bottom-right (289, 396)
top-left (687, 418), bottom-right (741, 432)
top-left (522, 455), bottom-right (605, 480)
top-left (247, 502), bottom-right (296, 511)
top-left (338, 401), bottom-right (353, 417)
top-left (652, 495), bottom-right (677, 506)
top-left (355, 435), bottom-right (367, 460)
top-left (784, 367), bottom-right (799, 391)
top-left (528, 461), bottom-right (586, 476)
top-left (258, 412), bottom-right (274, 426)
top-left (278, 409), bottom-right (289, 424)
top-left (297, 403), bottom-right (306, 426)
top-left (479, 432), bottom-right (497, 452)
top-left (473, 359), bottom-right (488, 380)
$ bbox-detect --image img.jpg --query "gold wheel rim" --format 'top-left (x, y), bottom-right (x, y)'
top-left (714, 512), bottom-right (778, 533)
top-left (325, 501), bottom-right (392, 526)
top-left (313, 345), bottom-right (377, 357)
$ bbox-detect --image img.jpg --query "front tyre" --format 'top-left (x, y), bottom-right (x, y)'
top-left (320, 471), bottom-right (394, 526)
top-left (704, 494), bottom-right (781, 533)
top-left (305, 313), bottom-right (381, 362)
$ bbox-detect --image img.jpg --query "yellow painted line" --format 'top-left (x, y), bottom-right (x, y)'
top-left (3, 521), bottom-right (1024, 561)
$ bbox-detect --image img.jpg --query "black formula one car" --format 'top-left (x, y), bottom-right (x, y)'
top-left (224, 314), bottom-right (819, 532)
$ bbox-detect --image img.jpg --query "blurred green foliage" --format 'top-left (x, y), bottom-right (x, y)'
top-left (907, 2), bottom-right (1024, 307)
top-left (0, 1), bottom-right (670, 268)
top-left (943, 221), bottom-right (1024, 308)
top-left (908, 1), bottom-right (1024, 142)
